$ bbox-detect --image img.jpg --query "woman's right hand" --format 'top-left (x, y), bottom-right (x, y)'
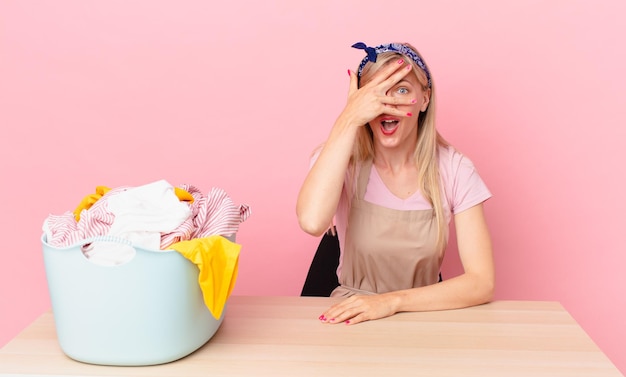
top-left (341, 58), bottom-right (417, 128)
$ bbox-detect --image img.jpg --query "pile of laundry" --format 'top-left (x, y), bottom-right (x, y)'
top-left (42, 179), bottom-right (251, 319)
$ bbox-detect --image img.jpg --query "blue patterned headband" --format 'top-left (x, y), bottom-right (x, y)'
top-left (352, 42), bottom-right (431, 87)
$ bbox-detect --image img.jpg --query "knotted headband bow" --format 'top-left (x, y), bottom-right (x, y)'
top-left (352, 42), bottom-right (432, 87)
top-left (352, 42), bottom-right (378, 63)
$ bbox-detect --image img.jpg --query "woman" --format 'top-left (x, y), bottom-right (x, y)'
top-left (296, 42), bottom-right (495, 325)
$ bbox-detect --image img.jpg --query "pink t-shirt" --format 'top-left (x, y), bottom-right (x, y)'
top-left (325, 145), bottom-right (492, 256)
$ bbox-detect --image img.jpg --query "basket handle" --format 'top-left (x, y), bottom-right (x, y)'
top-left (77, 236), bottom-right (138, 266)
top-left (74, 235), bottom-right (134, 247)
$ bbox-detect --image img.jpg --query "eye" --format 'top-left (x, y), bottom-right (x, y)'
top-left (396, 87), bottom-right (409, 95)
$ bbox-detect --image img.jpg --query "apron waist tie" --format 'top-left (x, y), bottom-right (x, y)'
top-left (331, 284), bottom-right (377, 297)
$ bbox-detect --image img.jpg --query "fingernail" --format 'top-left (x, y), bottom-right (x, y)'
top-left (347, 69), bottom-right (351, 77)
top-left (411, 99), bottom-right (417, 104)
top-left (407, 112), bottom-right (413, 117)
top-left (397, 59), bottom-right (404, 64)
top-left (345, 320), bottom-right (350, 325)
top-left (330, 318), bottom-right (336, 322)
top-left (406, 65), bottom-right (411, 70)
top-left (319, 314), bottom-right (326, 321)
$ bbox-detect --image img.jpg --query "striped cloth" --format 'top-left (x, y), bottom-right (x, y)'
top-left (160, 184), bottom-right (250, 249)
top-left (43, 186), bottom-right (127, 248)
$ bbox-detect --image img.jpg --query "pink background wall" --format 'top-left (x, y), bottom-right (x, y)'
top-left (1, 0), bottom-right (624, 372)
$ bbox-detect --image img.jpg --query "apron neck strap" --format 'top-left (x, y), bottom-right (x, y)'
top-left (356, 159), bottom-right (373, 200)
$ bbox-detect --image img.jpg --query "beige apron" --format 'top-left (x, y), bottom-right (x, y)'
top-left (331, 159), bottom-right (445, 297)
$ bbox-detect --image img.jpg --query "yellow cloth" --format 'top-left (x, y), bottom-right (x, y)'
top-left (174, 187), bottom-right (195, 203)
top-left (73, 185), bottom-right (195, 221)
top-left (73, 186), bottom-right (111, 221)
top-left (169, 235), bottom-right (241, 319)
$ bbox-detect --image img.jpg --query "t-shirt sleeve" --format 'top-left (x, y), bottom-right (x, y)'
top-left (309, 148), bottom-right (321, 168)
top-left (441, 146), bottom-right (492, 214)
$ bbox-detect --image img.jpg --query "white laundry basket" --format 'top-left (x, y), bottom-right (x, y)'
top-left (41, 234), bottom-right (231, 366)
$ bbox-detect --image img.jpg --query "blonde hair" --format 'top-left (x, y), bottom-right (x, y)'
top-left (349, 44), bottom-right (450, 252)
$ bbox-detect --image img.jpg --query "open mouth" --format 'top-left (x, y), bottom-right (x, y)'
top-left (381, 119), bottom-right (399, 134)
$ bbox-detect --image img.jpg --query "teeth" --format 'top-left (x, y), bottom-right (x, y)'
top-left (382, 119), bottom-right (399, 132)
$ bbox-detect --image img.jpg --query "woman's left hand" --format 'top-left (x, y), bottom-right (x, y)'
top-left (319, 294), bottom-right (399, 325)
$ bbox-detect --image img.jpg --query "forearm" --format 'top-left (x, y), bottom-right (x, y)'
top-left (319, 272), bottom-right (494, 326)
top-left (296, 114), bottom-right (360, 236)
top-left (388, 272), bottom-right (495, 313)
